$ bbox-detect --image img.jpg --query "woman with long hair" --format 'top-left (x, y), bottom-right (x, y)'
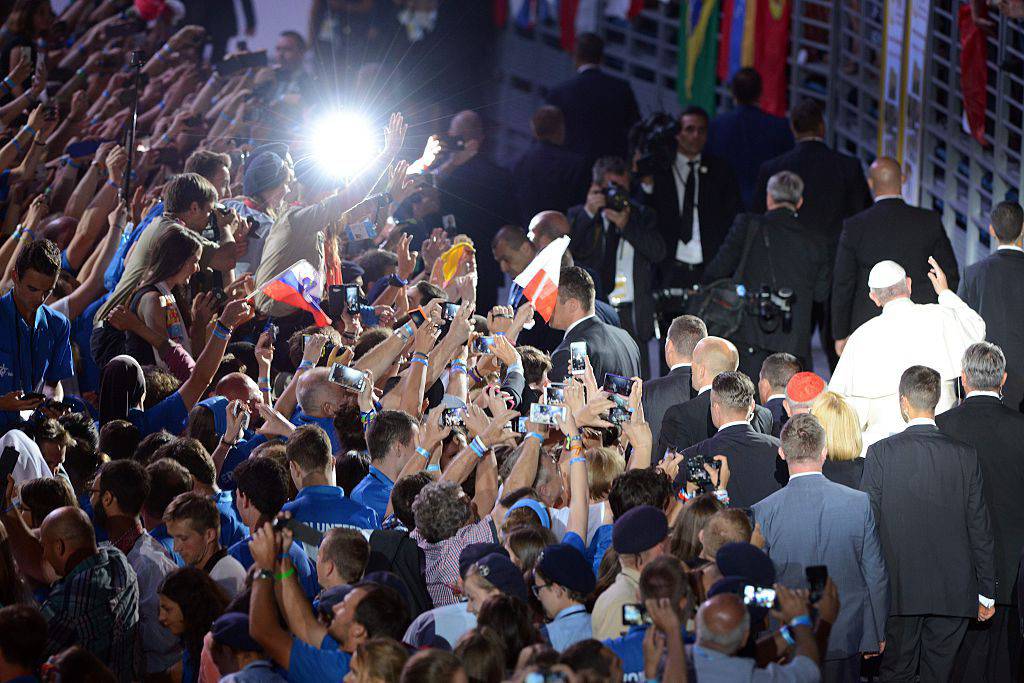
top-left (125, 229), bottom-right (202, 368)
top-left (0, 521), bottom-right (32, 607)
top-left (343, 637), bottom-right (409, 683)
top-left (811, 391), bottom-right (865, 489)
top-left (2, 0), bottom-right (55, 71)
top-left (158, 567), bottom-right (229, 683)
top-left (668, 493), bottom-right (724, 568)
top-left (475, 594), bottom-right (544, 674)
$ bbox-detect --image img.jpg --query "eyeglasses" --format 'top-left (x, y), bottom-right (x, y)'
top-left (531, 582), bottom-right (551, 598)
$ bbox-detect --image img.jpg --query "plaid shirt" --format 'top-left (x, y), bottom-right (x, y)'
top-left (41, 546), bottom-right (140, 683)
top-left (412, 517), bottom-right (497, 607)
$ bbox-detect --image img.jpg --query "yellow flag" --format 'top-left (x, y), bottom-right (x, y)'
top-left (440, 242), bottom-right (474, 285)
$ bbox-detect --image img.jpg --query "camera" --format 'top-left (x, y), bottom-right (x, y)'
top-left (752, 285), bottom-right (794, 334)
top-left (630, 112), bottom-right (681, 177)
top-left (743, 584), bottom-right (778, 610)
top-left (683, 451), bottom-right (721, 492)
top-left (442, 408), bottom-right (465, 427)
top-left (601, 182), bottom-right (630, 213)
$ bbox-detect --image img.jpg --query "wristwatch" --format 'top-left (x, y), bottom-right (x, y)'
top-left (387, 274), bottom-right (408, 288)
top-left (256, 569), bottom-right (274, 581)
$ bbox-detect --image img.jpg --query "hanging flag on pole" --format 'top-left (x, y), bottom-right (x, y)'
top-left (513, 236), bottom-right (571, 322)
top-left (678, 0), bottom-right (722, 114)
top-left (259, 260), bottom-right (331, 327)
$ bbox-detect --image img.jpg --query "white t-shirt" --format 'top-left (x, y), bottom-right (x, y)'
top-left (209, 554), bottom-right (247, 598)
top-left (550, 502), bottom-right (606, 546)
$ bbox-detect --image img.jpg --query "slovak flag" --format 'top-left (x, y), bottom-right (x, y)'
top-left (513, 235), bottom-right (570, 323)
top-left (260, 259), bottom-right (332, 327)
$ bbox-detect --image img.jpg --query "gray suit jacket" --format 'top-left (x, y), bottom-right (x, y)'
top-left (752, 473), bottom-right (888, 659)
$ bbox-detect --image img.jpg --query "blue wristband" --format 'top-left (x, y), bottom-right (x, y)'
top-left (415, 446), bottom-right (430, 460)
top-left (789, 615), bottom-right (813, 630)
top-left (469, 437), bottom-right (487, 458)
top-left (779, 625), bottom-right (796, 647)
top-left (425, 463), bottom-right (440, 472)
top-left (409, 357), bottom-right (428, 368)
top-left (568, 456), bottom-right (586, 466)
top-left (525, 431), bottom-right (543, 443)
top-left (298, 359), bottom-right (314, 370)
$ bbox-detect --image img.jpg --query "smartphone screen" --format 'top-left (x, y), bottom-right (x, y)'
top-left (409, 308), bottom-right (426, 327)
top-left (544, 383), bottom-right (566, 404)
top-left (529, 403), bottom-right (566, 425)
top-left (602, 373), bottom-right (634, 397)
top-left (743, 585), bottom-right (778, 609)
top-left (806, 565), bottom-right (828, 602)
top-left (621, 603), bottom-right (651, 626)
top-left (569, 341), bottom-right (587, 375)
top-left (326, 285), bottom-right (345, 320)
top-left (343, 285), bottom-right (361, 315)
top-left (329, 364), bottom-right (366, 392)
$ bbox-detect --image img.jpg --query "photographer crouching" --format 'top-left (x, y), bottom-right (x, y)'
top-left (566, 157), bottom-right (665, 374)
top-left (700, 172), bottom-right (830, 379)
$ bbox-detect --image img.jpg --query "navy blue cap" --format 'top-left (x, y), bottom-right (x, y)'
top-left (313, 584), bottom-right (353, 617)
top-left (459, 542), bottom-right (506, 578)
top-left (247, 142), bottom-right (291, 169)
top-left (211, 613), bottom-right (262, 652)
top-left (361, 571), bottom-right (412, 608)
top-left (473, 552), bottom-right (528, 603)
top-left (536, 543), bottom-right (595, 596)
top-left (243, 151), bottom-right (289, 197)
top-left (612, 505), bottom-right (668, 554)
top-left (341, 260), bottom-right (364, 283)
top-left (715, 542), bottom-right (776, 588)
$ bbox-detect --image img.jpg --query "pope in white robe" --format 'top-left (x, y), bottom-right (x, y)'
top-left (829, 258), bottom-right (985, 445)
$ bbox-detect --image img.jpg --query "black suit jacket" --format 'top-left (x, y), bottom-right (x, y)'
top-left (545, 68), bottom-right (640, 164)
top-left (566, 203), bottom-right (666, 341)
top-left (861, 424), bottom-right (995, 617)
top-left (675, 423), bottom-right (785, 509)
top-left (639, 154), bottom-right (743, 279)
top-left (548, 316), bottom-right (641, 384)
top-left (642, 365), bottom-right (694, 454)
top-left (706, 104), bottom-right (795, 208)
top-left (753, 140), bottom-right (871, 250)
top-left (702, 209), bottom-right (830, 364)
top-left (936, 395), bottom-right (1024, 604)
top-left (821, 457), bottom-right (863, 491)
top-left (765, 397), bottom-right (787, 438)
top-left (439, 156), bottom-right (519, 311)
top-left (658, 389), bottom-right (774, 458)
top-left (513, 141), bottom-right (590, 224)
top-left (958, 249), bottom-right (1024, 412)
top-left (831, 198), bottom-right (959, 340)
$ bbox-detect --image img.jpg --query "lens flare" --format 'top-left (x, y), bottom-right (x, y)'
top-left (311, 111), bottom-right (378, 181)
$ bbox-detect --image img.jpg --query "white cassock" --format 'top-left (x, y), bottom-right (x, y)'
top-left (829, 290), bottom-right (985, 445)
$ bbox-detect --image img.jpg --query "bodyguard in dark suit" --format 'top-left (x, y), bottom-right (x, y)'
top-left (936, 342), bottom-right (1024, 681)
top-left (658, 337), bottom-right (773, 459)
top-left (566, 157), bottom-right (666, 352)
top-left (643, 315), bottom-right (707, 450)
top-left (544, 33), bottom-right (640, 165)
top-left (702, 172), bottom-right (829, 377)
top-left (831, 157), bottom-right (959, 346)
top-left (675, 372), bottom-right (784, 509)
top-left (436, 111), bottom-right (520, 312)
top-left (756, 353), bottom-right (802, 438)
top-left (958, 201), bottom-right (1024, 412)
top-left (753, 100), bottom-right (872, 369)
top-left (754, 414), bottom-right (887, 682)
top-left (547, 267), bottom-right (640, 384)
top-left (637, 107), bottom-right (744, 289)
top-left (513, 106), bottom-right (590, 224)
top-left (705, 68), bottom-right (795, 209)
top-left (861, 365), bottom-right (996, 682)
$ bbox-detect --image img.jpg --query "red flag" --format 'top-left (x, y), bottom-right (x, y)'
top-left (493, 0), bottom-right (508, 27)
top-left (754, 0), bottom-right (791, 117)
top-left (560, 0), bottom-right (580, 51)
top-left (628, 0), bottom-right (644, 19)
top-left (514, 236), bottom-right (570, 322)
top-left (717, 0), bottom-right (736, 81)
top-left (959, 4), bottom-right (990, 147)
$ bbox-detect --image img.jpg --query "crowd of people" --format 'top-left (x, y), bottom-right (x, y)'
top-left (0, 1), bottom-right (1020, 683)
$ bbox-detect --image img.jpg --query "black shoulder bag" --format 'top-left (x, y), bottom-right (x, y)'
top-left (685, 216), bottom-right (762, 338)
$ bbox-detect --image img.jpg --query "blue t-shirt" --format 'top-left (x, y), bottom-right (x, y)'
top-left (588, 524), bottom-right (613, 576)
top-left (287, 636), bottom-right (350, 682)
top-left (0, 292), bottom-right (74, 430)
top-left (229, 535), bottom-right (319, 599)
top-left (104, 201), bottom-right (164, 291)
top-left (218, 434), bottom-right (267, 491)
top-left (290, 410), bottom-right (342, 454)
top-left (605, 624), bottom-right (692, 682)
top-left (349, 466), bottom-right (394, 520)
top-left (150, 524), bottom-right (185, 566)
top-left (213, 490), bottom-right (249, 549)
top-left (128, 390), bottom-right (188, 437)
top-left (281, 486), bottom-right (378, 558)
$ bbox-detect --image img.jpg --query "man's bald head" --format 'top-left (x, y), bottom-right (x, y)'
top-left (696, 594), bottom-right (750, 655)
top-left (40, 507), bottom-right (97, 577)
top-left (296, 368), bottom-right (346, 419)
top-left (528, 211), bottom-right (571, 249)
top-left (449, 110), bottom-right (484, 143)
top-left (691, 337), bottom-right (739, 391)
top-left (868, 157), bottom-right (903, 197)
top-left (216, 372), bottom-right (260, 406)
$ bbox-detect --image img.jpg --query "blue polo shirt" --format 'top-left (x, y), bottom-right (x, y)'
top-left (605, 624), bottom-right (692, 682)
top-left (128, 390), bottom-right (188, 437)
top-left (287, 635), bottom-right (350, 682)
top-left (0, 292), bottom-right (74, 430)
top-left (213, 490), bottom-right (249, 549)
top-left (280, 485), bottom-right (378, 559)
top-left (150, 524), bottom-right (184, 566)
top-left (229, 535), bottom-right (319, 599)
top-left (541, 604), bottom-right (592, 652)
top-left (104, 201), bottom-right (164, 291)
top-left (349, 466), bottom-right (394, 520)
top-left (291, 409), bottom-right (342, 454)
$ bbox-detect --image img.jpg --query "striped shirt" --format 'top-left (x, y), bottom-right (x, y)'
top-left (412, 517), bottom-right (498, 607)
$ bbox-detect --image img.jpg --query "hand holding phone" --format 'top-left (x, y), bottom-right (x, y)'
top-left (569, 342), bottom-right (587, 376)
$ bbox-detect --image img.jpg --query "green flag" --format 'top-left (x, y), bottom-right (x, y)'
top-left (678, 0), bottom-right (721, 114)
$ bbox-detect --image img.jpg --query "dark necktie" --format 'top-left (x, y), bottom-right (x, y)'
top-left (680, 160), bottom-right (697, 244)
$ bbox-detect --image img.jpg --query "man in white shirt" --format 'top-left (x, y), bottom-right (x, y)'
top-left (163, 492), bottom-right (247, 598)
top-left (829, 259), bottom-right (984, 445)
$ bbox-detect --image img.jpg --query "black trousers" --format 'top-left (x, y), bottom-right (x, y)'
top-left (823, 654), bottom-right (862, 683)
top-left (951, 604), bottom-right (1022, 682)
top-left (881, 614), bottom-right (969, 682)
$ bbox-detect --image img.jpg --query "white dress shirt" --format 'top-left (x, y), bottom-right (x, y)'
top-left (672, 153), bottom-right (703, 264)
top-left (997, 245), bottom-right (1024, 253)
top-left (829, 291), bottom-right (985, 444)
top-left (717, 419), bottom-right (749, 432)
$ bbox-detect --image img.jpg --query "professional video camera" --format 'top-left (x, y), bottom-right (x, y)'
top-left (751, 285), bottom-right (794, 334)
top-left (630, 112), bottom-right (681, 177)
top-left (601, 182), bottom-right (630, 212)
